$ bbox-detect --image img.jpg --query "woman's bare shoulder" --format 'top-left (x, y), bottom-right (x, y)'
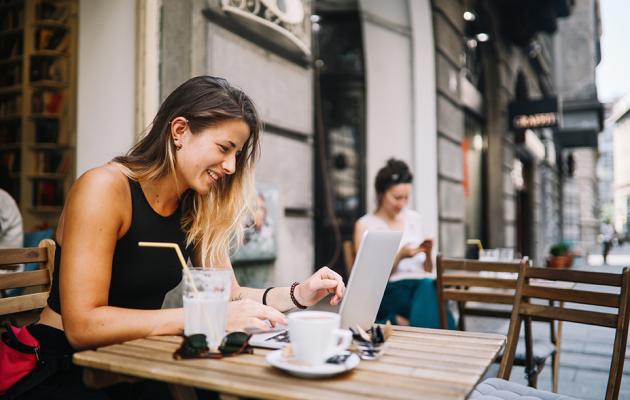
top-left (71, 163), bottom-right (129, 198)
top-left (60, 163), bottom-right (132, 239)
top-left (63, 164), bottom-right (131, 217)
top-left (57, 164), bottom-right (130, 241)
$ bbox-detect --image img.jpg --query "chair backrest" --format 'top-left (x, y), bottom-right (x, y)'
top-left (436, 255), bottom-right (528, 330)
top-left (0, 239), bottom-right (56, 324)
top-left (498, 264), bottom-right (630, 400)
top-left (342, 240), bottom-right (356, 276)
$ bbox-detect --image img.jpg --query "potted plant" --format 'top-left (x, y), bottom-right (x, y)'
top-left (547, 242), bottom-right (573, 268)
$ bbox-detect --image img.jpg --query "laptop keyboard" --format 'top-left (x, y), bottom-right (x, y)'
top-left (265, 330), bottom-right (290, 343)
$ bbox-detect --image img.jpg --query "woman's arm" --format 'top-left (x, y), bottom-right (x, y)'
top-left (419, 239), bottom-right (434, 273)
top-left (232, 266), bottom-right (345, 313)
top-left (191, 252), bottom-right (344, 330)
top-left (353, 220), bottom-right (366, 254)
top-left (60, 167), bottom-right (185, 350)
top-left (190, 250), bottom-right (296, 313)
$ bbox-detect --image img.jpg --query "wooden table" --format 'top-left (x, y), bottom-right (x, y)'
top-left (73, 326), bottom-right (505, 400)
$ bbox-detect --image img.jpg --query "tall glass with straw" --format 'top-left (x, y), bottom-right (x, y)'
top-left (139, 242), bottom-right (231, 349)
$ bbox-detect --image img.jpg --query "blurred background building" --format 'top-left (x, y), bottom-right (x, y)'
top-left (612, 94), bottom-right (630, 236)
top-left (554, 0), bottom-right (603, 256)
top-left (597, 103), bottom-right (615, 230)
top-left (0, 0), bottom-right (608, 285)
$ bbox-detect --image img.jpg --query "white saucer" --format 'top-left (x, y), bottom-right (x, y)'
top-left (266, 350), bottom-right (360, 378)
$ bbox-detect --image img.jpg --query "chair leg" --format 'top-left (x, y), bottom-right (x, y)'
top-left (524, 316), bottom-right (537, 388)
top-left (551, 351), bottom-right (559, 392)
top-left (457, 301), bottom-right (466, 331)
top-left (526, 367), bottom-right (539, 389)
top-left (548, 301), bottom-right (562, 393)
top-left (498, 317), bottom-right (522, 380)
top-left (552, 320), bottom-right (562, 392)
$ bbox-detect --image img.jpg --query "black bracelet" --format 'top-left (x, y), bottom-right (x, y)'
top-left (262, 287), bottom-right (274, 305)
top-left (290, 282), bottom-right (307, 309)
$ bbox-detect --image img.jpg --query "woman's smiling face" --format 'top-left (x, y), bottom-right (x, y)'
top-left (172, 117), bottom-right (250, 195)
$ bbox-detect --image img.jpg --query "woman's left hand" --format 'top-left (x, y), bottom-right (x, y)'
top-left (295, 267), bottom-right (346, 307)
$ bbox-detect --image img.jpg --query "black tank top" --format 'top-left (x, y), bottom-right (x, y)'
top-left (48, 178), bottom-right (192, 312)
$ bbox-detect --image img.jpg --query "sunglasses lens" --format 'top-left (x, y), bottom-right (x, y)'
top-left (175, 332), bottom-right (253, 359)
top-left (176, 334), bottom-right (209, 358)
top-left (187, 334), bottom-right (209, 350)
top-left (219, 332), bottom-right (251, 355)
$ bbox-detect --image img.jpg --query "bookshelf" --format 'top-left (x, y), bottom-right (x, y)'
top-left (0, 0), bottom-right (76, 230)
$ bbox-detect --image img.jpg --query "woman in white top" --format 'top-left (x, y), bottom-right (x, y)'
top-left (354, 159), bottom-right (453, 328)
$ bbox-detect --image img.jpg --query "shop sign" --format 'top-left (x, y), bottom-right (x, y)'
top-left (508, 97), bottom-right (558, 130)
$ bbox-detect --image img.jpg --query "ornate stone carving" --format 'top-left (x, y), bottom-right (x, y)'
top-left (221, 0), bottom-right (311, 57)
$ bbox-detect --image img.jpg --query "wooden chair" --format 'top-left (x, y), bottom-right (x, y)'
top-left (0, 240), bottom-right (147, 393)
top-left (0, 239), bottom-right (56, 326)
top-left (342, 240), bottom-right (356, 276)
top-left (436, 255), bottom-right (560, 391)
top-left (497, 264), bottom-right (630, 400)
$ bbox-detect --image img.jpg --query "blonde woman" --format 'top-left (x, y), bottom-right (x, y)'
top-left (17, 77), bottom-right (345, 399)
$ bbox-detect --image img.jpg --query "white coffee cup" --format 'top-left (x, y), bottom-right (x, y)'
top-left (288, 311), bottom-right (352, 366)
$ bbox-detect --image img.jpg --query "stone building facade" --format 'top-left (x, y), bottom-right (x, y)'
top-left (424, 0), bottom-right (570, 263)
top-left (158, 0), bottom-right (317, 286)
top-left (74, 0), bottom-right (601, 286)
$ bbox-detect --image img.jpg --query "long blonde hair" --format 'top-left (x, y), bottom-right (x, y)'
top-left (113, 76), bottom-right (261, 266)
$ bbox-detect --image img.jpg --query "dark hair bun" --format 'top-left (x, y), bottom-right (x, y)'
top-left (375, 158), bottom-right (413, 195)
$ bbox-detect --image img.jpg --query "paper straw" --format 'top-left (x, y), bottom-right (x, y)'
top-left (138, 241), bottom-right (198, 294)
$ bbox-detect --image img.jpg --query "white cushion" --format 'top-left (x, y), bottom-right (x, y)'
top-left (469, 378), bottom-right (579, 400)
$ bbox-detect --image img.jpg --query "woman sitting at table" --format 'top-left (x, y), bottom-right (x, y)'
top-left (354, 158), bottom-right (454, 329)
top-left (12, 76), bottom-right (345, 399)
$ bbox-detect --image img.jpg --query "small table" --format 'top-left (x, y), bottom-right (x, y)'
top-left (74, 326), bottom-right (505, 400)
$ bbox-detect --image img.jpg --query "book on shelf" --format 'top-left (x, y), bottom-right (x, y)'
top-left (34, 118), bottom-right (60, 142)
top-left (0, 150), bottom-right (19, 173)
top-left (30, 57), bottom-right (67, 83)
top-left (0, 95), bottom-right (21, 117)
top-left (33, 149), bottom-right (70, 174)
top-left (0, 35), bottom-right (22, 58)
top-left (0, 120), bottom-right (20, 143)
top-left (37, 3), bottom-right (70, 23)
top-left (0, 5), bottom-right (24, 31)
top-left (0, 63), bottom-right (21, 86)
top-left (56, 153), bottom-right (71, 175)
top-left (32, 91), bottom-right (63, 115)
top-left (32, 180), bottom-right (63, 206)
top-left (36, 28), bottom-right (67, 51)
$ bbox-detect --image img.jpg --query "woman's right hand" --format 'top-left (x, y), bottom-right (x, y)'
top-left (226, 299), bottom-right (287, 332)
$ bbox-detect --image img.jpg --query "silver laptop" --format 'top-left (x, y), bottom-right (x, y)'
top-left (249, 230), bottom-right (402, 349)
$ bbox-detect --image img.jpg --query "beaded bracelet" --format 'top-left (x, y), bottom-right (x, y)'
top-left (290, 282), bottom-right (307, 309)
top-left (262, 287), bottom-right (274, 306)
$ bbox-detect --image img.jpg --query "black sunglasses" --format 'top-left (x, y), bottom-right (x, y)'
top-left (173, 332), bottom-right (253, 360)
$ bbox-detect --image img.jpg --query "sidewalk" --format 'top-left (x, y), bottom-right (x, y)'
top-left (506, 244), bottom-right (630, 399)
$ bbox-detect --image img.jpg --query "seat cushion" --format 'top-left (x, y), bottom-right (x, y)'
top-left (470, 378), bottom-right (578, 400)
